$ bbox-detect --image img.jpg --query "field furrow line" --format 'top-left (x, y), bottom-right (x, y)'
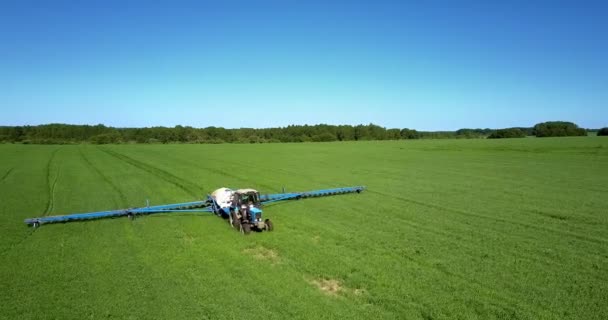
top-left (98, 147), bottom-right (199, 198)
top-left (79, 147), bottom-right (128, 207)
top-left (0, 167), bottom-right (14, 184)
top-left (0, 229), bottom-right (36, 257)
top-left (368, 189), bottom-right (608, 247)
top-left (372, 190), bottom-right (608, 265)
top-left (198, 164), bottom-right (275, 190)
top-left (151, 154), bottom-right (276, 191)
top-left (215, 157), bottom-right (363, 192)
top-left (399, 250), bottom-right (557, 319)
top-left (388, 213), bottom-right (608, 283)
top-left (359, 165), bottom-right (608, 197)
top-left (1, 149), bottom-right (60, 257)
top-left (43, 149), bottom-right (61, 216)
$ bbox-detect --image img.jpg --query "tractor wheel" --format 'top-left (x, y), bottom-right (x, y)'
top-left (265, 219), bottom-right (274, 231)
top-left (241, 223), bottom-right (252, 235)
top-left (231, 212), bottom-right (241, 230)
top-left (228, 212), bottom-right (241, 229)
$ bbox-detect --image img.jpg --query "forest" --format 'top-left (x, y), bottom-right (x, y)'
top-left (0, 122), bottom-right (593, 144)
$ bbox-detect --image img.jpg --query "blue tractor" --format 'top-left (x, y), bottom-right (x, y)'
top-left (208, 188), bottom-right (272, 234)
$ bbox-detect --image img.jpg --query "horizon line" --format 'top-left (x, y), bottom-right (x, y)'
top-left (0, 121), bottom-right (600, 131)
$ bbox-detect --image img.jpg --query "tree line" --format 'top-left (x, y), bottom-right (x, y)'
top-left (0, 122), bottom-right (600, 144)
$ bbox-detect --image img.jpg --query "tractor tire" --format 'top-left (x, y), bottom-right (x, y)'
top-left (241, 223), bottom-right (252, 235)
top-left (231, 212), bottom-right (241, 230)
top-left (265, 219), bottom-right (274, 231)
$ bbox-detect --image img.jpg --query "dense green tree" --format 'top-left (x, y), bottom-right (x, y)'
top-left (512, 127), bottom-right (535, 136)
top-left (335, 125), bottom-right (354, 141)
top-left (455, 128), bottom-right (493, 138)
top-left (312, 132), bottom-right (337, 142)
top-left (488, 128), bottom-right (527, 139)
top-left (90, 132), bottom-right (121, 144)
top-left (386, 129), bottom-right (401, 140)
top-left (533, 121), bottom-right (586, 137)
top-left (400, 128), bottom-right (420, 139)
top-left (12, 127), bottom-right (24, 141)
top-left (0, 122), bottom-right (589, 144)
top-left (418, 131), bottom-right (455, 139)
top-left (597, 128), bottom-right (608, 136)
top-left (353, 125), bottom-right (367, 141)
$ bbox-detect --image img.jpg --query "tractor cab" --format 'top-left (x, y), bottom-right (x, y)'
top-left (234, 189), bottom-right (262, 221)
top-left (234, 189), bottom-right (261, 207)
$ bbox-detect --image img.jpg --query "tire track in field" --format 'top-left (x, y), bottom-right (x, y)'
top-left (337, 206), bottom-right (595, 316)
top-left (1, 148), bottom-right (60, 257)
top-left (398, 252), bottom-right (556, 319)
top-left (42, 148), bottom-right (61, 216)
top-left (292, 206), bottom-right (555, 317)
top-left (368, 189), bottom-right (608, 247)
top-left (151, 153), bottom-right (276, 192)
top-left (360, 164), bottom-right (608, 199)
top-left (376, 167), bottom-right (602, 224)
top-left (314, 215), bottom-right (554, 318)
top-left (98, 147), bottom-right (199, 198)
top-left (373, 219), bottom-right (561, 318)
top-left (78, 147), bottom-right (128, 207)
top-left (191, 160), bottom-right (276, 191)
top-left (203, 156), bottom-right (353, 193)
top-left (372, 189), bottom-right (608, 262)
top-left (388, 212), bottom-right (608, 284)
top-left (0, 167), bottom-right (14, 183)
top-left (0, 229), bottom-right (37, 257)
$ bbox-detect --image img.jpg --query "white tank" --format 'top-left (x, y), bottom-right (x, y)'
top-left (211, 187), bottom-right (234, 209)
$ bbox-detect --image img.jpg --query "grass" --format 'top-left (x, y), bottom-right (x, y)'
top-left (0, 138), bottom-right (607, 319)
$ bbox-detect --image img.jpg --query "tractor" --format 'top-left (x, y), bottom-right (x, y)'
top-left (209, 188), bottom-right (273, 234)
top-left (24, 185), bottom-right (366, 235)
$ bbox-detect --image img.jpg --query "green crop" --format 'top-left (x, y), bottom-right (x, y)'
top-left (1, 138), bottom-right (607, 319)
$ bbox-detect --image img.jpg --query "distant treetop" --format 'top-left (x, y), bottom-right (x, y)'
top-left (532, 121), bottom-right (586, 137)
top-left (0, 122), bottom-right (592, 144)
top-left (488, 128), bottom-right (527, 139)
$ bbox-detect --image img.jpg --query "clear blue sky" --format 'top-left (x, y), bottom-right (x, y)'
top-left (1, 0), bottom-right (606, 130)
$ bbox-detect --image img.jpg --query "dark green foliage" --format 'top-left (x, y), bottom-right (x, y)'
top-left (0, 122), bottom-right (590, 144)
top-left (400, 128), bottom-right (420, 139)
top-left (455, 128), bottom-right (493, 138)
top-left (488, 128), bottom-right (527, 139)
top-left (533, 121), bottom-right (587, 137)
top-left (512, 127), bottom-right (535, 136)
top-left (417, 131), bottom-right (454, 139)
top-left (598, 128), bottom-right (608, 136)
top-left (385, 128), bottom-right (401, 140)
top-left (90, 132), bottom-right (122, 144)
top-left (417, 129), bottom-right (494, 139)
top-left (0, 123), bottom-right (410, 144)
top-left (311, 132), bottom-right (337, 142)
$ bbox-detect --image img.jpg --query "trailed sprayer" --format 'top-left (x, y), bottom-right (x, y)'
top-left (24, 186), bottom-right (365, 234)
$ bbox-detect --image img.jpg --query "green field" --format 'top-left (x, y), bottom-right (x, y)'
top-left (1, 138), bottom-right (607, 319)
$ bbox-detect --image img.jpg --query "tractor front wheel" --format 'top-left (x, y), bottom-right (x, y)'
top-left (264, 219), bottom-right (274, 231)
top-left (242, 223), bottom-right (252, 235)
top-left (231, 212), bottom-right (241, 230)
